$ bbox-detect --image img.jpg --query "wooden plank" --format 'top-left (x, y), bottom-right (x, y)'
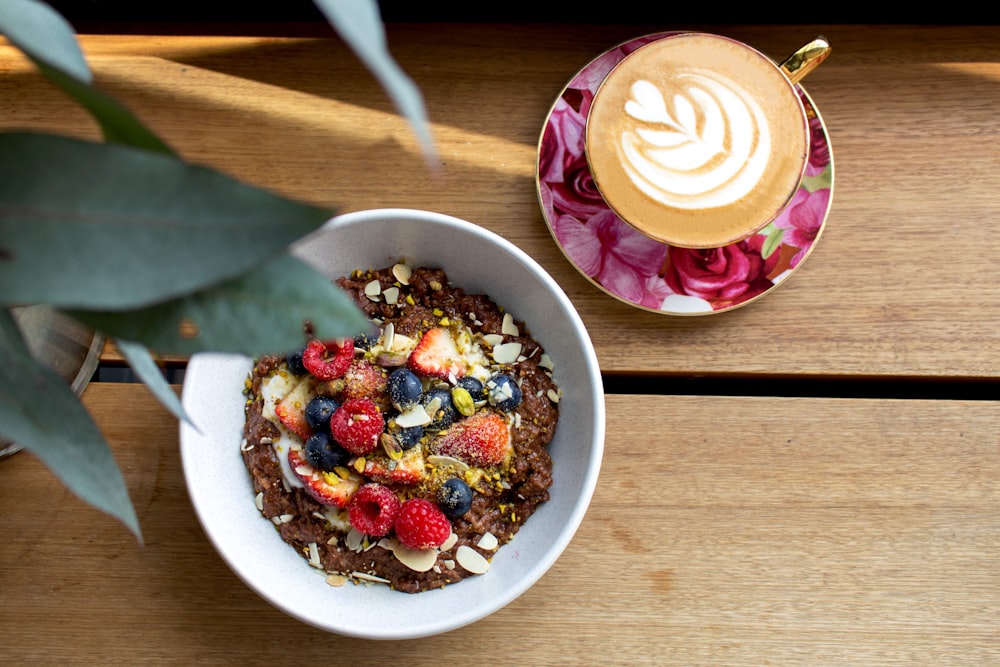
top-left (4, 25), bottom-right (998, 380)
top-left (0, 385), bottom-right (995, 664)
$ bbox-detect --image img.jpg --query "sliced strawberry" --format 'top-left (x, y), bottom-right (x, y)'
top-left (407, 327), bottom-right (466, 381)
top-left (341, 359), bottom-right (387, 402)
top-left (432, 412), bottom-right (511, 467)
top-left (287, 447), bottom-right (361, 508)
top-left (274, 376), bottom-right (316, 441)
top-left (363, 446), bottom-right (426, 485)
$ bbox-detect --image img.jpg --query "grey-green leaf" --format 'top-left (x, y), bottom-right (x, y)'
top-left (35, 60), bottom-right (173, 154)
top-left (1, 1), bottom-right (170, 153)
top-left (0, 308), bottom-right (140, 541)
top-left (69, 253), bottom-right (372, 357)
top-left (0, 0), bottom-right (91, 83)
top-left (115, 338), bottom-right (191, 425)
top-left (312, 0), bottom-right (438, 164)
top-left (0, 133), bottom-right (335, 310)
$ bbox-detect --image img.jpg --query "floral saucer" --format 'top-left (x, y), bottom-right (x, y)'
top-left (535, 32), bottom-right (834, 315)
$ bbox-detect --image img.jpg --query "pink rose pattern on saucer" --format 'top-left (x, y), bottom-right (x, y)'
top-left (537, 33), bottom-right (833, 315)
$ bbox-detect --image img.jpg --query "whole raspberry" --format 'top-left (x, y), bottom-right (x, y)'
top-left (348, 484), bottom-right (401, 537)
top-left (394, 498), bottom-right (452, 550)
top-left (330, 397), bottom-right (384, 455)
top-left (302, 338), bottom-right (354, 381)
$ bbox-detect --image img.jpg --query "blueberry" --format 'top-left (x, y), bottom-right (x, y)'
top-left (487, 373), bottom-right (522, 412)
top-left (304, 432), bottom-right (348, 471)
top-left (387, 368), bottom-right (423, 411)
top-left (437, 478), bottom-right (473, 517)
top-left (422, 388), bottom-right (457, 430)
top-left (285, 348), bottom-right (307, 375)
top-left (456, 376), bottom-right (486, 402)
top-left (388, 421), bottom-right (424, 449)
top-left (305, 396), bottom-right (339, 432)
top-left (353, 332), bottom-right (378, 351)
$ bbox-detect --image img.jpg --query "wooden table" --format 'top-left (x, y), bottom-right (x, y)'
top-left (2, 22), bottom-right (998, 665)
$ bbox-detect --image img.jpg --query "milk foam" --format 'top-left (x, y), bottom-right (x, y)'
top-left (585, 33), bottom-right (809, 248)
top-left (619, 72), bottom-right (771, 212)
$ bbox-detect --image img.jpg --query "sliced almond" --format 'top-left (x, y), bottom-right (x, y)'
top-left (307, 542), bottom-right (321, 568)
top-left (345, 528), bottom-right (365, 552)
top-left (501, 312), bottom-right (519, 337)
top-left (364, 280), bottom-right (382, 301)
top-left (383, 286), bottom-right (400, 305)
top-left (426, 454), bottom-right (470, 471)
top-left (395, 404), bottom-right (431, 428)
top-left (476, 532), bottom-right (499, 551)
top-left (492, 342), bottom-right (522, 364)
top-left (392, 263), bottom-right (412, 285)
top-left (483, 333), bottom-right (504, 347)
top-left (392, 543), bottom-right (438, 572)
top-left (440, 531), bottom-right (459, 551)
top-left (539, 353), bottom-right (554, 371)
top-left (455, 545), bottom-right (491, 574)
top-left (325, 573), bottom-right (348, 587)
top-left (382, 322), bottom-right (395, 350)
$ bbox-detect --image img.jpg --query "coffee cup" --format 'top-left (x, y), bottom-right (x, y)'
top-left (585, 32), bottom-right (830, 249)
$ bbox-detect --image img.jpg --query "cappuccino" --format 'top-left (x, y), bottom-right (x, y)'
top-left (586, 33), bottom-right (809, 248)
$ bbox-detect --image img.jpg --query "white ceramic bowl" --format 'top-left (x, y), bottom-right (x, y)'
top-left (179, 209), bottom-right (605, 639)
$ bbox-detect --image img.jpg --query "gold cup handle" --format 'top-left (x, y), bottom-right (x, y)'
top-left (779, 36), bottom-right (831, 85)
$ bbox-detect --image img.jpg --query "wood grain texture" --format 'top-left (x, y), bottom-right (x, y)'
top-left (3, 24), bottom-right (998, 379)
top-left (0, 385), bottom-right (996, 665)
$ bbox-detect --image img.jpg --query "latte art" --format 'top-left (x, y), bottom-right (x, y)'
top-left (620, 73), bottom-right (771, 211)
top-left (586, 33), bottom-right (809, 248)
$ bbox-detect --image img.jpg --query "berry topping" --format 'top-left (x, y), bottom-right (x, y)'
top-left (274, 376), bottom-right (316, 441)
top-left (302, 338), bottom-right (354, 381)
top-left (330, 397), bottom-right (384, 455)
top-left (353, 332), bottom-right (378, 351)
top-left (437, 477), bottom-right (473, 517)
top-left (456, 376), bottom-right (486, 402)
top-left (422, 388), bottom-right (457, 431)
top-left (341, 359), bottom-right (387, 401)
top-left (304, 431), bottom-right (349, 471)
top-left (487, 373), bottom-right (522, 412)
top-left (432, 412), bottom-right (511, 467)
top-left (387, 419), bottom-right (424, 449)
top-left (395, 498), bottom-right (452, 550)
top-left (387, 368), bottom-right (423, 411)
top-left (305, 396), bottom-right (339, 432)
top-left (287, 447), bottom-right (361, 508)
top-left (407, 327), bottom-right (466, 381)
top-left (348, 483), bottom-right (401, 536)
top-left (364, 446), bottom-right (426, 485)
top-left (285, 348), bottom-right (307, 375)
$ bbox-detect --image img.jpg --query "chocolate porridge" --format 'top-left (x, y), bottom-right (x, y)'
top-left (241, 264), bottom-right (561, 593)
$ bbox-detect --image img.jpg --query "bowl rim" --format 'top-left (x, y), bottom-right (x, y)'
top-left (180, 208), bottom-right (606, 639)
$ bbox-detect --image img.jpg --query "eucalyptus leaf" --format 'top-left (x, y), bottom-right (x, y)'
top-left (69, 253), bottom-right (372, 357)
top-left (0, 133), bottom-right (335, 310)
top-left (313, 0), bottom-right (438, 164)
top-left (35, 61), bottom-right (173, 154)
top-left (0, 0), bottom-right (91, 83)
top-left (0, 1), bottom-right (168, 152)
top-left (115, 338), bottom-right (191, 425)
top-left (0, 308), bottom-right (140, 541)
